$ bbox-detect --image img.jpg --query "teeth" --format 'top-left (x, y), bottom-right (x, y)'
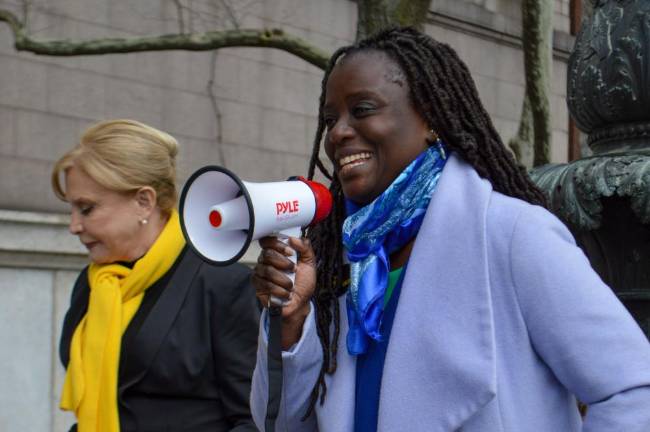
top-left (339, 152), bottom-right (371, 167)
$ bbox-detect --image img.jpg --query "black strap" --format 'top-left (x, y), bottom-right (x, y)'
top-left (265, 305), bottom-right (284, 432)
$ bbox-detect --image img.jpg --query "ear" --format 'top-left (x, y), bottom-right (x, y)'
top-left (134, 186), bottom-right (157, 218)
top-left (426, 129), bottom-right (439, 144)
top-left (420, 118), bottom-right (435, 144)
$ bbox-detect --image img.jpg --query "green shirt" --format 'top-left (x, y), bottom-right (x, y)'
top-left (383, 267), bottom-right (404, 307)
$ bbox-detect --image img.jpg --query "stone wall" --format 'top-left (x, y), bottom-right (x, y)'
top-left (0, 0), bottom-right (572, 214)
top-left (0, 1), bottom-right (573, 430)
top-left (0, 0), bottom-right (356, 214)
top-left (0, 210), bottom-right (84, 431)
top-left (430, 0), bottom-right (573, 166)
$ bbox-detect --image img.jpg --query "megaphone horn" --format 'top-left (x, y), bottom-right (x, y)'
top-left (179, 165), bottom-right (333, 267)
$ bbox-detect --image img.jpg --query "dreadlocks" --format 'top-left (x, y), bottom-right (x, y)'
top-left (303, 26), bottom-right (546, 417)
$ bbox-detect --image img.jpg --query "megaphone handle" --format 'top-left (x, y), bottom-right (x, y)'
top-left (270, 226), bottom-right (302, 307)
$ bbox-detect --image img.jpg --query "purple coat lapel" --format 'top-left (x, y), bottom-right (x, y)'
top-left (379, 154), bottom-right (496, 430)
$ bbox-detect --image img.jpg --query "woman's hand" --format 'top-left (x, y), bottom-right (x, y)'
top-left (252, 236), bottom-right (317, 349)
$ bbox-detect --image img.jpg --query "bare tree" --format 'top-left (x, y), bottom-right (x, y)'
top-left (509, 0), bottom-right (553, 167)
top-left (356, 0), bottom-right (430, 40)
top-left (0, 0), bottom-right (429, 67)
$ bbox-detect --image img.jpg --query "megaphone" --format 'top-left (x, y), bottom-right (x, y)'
top-left (179, 165), bottom-right (333, 268)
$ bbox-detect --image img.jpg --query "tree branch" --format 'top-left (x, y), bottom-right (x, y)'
top-left (508, 95), bottom-right (532, 165)
top-left (207, 50), bottom-right (226, 166)
top-left (356, 0), bottom-right (430, 40)
top-left (172, 0), bottom-right (186, 34)
top-left (0, 8), bottom-right (23, 36)
top-left (508, 0), bottom-right (553, 167)
top-left (219, 0), bottom-right (241, 30)
top-left (522, 0), bottom-right (552, 167)
top-left (0, 9), bottom-right (329, 69)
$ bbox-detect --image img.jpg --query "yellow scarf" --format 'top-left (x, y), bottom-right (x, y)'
top-left (60, 209), bottom-right (185, 431)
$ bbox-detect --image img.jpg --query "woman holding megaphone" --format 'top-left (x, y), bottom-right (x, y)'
top-left (251, 27), bottom-right (650, 432)
top-left (53, 119), bottom-right (259, 432)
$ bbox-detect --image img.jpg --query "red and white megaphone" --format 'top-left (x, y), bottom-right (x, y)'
top-left (179, 166), bottom-right (333, 269)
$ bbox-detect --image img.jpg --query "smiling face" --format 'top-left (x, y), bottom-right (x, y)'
top-left (65, 164), bottom-right (149, 264)
top-left (323, 51), bottom-right (430, 205)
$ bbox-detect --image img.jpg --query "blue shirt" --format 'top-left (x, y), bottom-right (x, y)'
top-left (354, 267), bottom-right (404, 432)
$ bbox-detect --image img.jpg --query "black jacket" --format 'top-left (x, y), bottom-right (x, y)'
top-left (60, 247), bottom-right (260, 431)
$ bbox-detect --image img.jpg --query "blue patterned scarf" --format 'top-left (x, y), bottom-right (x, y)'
top-left (343, 142), bottom-right (448, 355)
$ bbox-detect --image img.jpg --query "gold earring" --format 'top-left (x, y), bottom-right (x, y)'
top-left (427, 129), bottom-right (439, 144)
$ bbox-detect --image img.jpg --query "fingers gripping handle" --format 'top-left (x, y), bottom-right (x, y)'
top-left (269, 226), bottom-right (301, 307)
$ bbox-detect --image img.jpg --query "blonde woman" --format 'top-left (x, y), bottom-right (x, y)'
top-left (53, 120), bottom-right (259, 432)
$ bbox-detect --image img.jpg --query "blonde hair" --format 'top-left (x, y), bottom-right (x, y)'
top-left (52, 119), bottom-right (179, 214)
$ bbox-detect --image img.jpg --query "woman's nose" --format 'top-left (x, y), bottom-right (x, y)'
top-left (69, 213), bottom-right (82, 234)
top-left (328, 119), bottom-right (355, 144)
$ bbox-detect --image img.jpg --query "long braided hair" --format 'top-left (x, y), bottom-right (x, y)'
top-left (303, 26), bottom-right (546, 416)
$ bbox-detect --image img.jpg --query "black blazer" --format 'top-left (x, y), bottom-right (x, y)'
top-left (60, 247), bottom-right (260, 432)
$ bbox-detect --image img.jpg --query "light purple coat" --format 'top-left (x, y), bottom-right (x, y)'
top-left (251, 155), bottom-right (650, 431)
